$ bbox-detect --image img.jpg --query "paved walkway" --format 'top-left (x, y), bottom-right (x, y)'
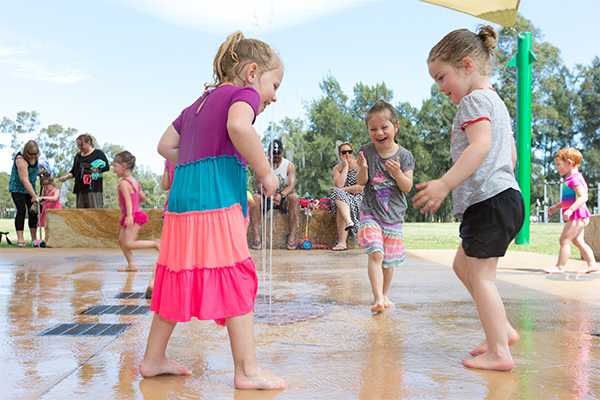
top-left (2, 247), bottom-right (600, 399)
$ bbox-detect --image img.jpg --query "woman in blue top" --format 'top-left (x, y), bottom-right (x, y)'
top-left (8, 140), bottom-right (40, 246)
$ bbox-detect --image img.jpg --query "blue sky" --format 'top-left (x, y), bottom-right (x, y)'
top-left (1, 0), bottom-right (598, 175)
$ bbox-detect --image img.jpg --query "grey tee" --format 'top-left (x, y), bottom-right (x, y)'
top-left (450, 88), bottom-right (520, 219)
top-left (358, 142), bottom-right (415, 224)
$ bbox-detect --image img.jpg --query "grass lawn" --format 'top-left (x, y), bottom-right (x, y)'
top-left (0, 218), bottom-right (577, 258)
top-left (403, 222), bottom-right (570, 257)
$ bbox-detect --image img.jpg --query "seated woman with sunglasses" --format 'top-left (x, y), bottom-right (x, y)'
top-left (8, 140), bottom-right (41, 246)
top-left (330, 141), bottom-right (364, 251)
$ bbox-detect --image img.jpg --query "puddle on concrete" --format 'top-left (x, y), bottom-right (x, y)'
top-left (2, 248), bottom-right (600, 399)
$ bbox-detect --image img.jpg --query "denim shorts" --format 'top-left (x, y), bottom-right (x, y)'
top-left (459, 188), bottom-right (525, 259)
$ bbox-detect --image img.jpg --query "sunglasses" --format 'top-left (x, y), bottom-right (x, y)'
top-left (27, 151), bottom-right (39, 156)
top-left (340, 150), bottom-right (353, 155)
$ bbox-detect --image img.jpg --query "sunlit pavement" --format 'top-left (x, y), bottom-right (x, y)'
top-left (2, 246), bottom-right (600, 399)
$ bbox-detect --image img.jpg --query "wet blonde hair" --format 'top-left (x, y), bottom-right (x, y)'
top-left (206, 31), bottom-right (281, 90)
top-left (114, 151), bottom-right (136, 172)
top-left (428, 25), bottom-right (498, 75)
top-left (555, 147), bottom-right (583, 168)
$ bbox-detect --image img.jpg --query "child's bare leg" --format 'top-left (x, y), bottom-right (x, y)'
top-left (382, 267), bottom-right (395, 308)
top-left (367, 251), bottom-right (385, 312)
top-left (453, 244), bottom-right (518, 356)
top-left (140, 314), bottom-right (190, 377)
top-left (226, 312), bottom-right (288, 390)
top-left (146, 265), bottom-right (157, 298)
top-left (462, 256), bottom-right (513, 371)
top-left (119, 224), bottom-right (160, 272)
top-left (118, 227), bottom-right (138, 272)
top-left (544, 220), bottom-right (577, 274)
top-left (572, 221), bottom-right (599, 273)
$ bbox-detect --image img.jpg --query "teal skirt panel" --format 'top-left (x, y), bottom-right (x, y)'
top-left (167, 155), bottom-right (247, 215)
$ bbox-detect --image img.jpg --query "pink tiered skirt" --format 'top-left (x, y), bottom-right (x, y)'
top-left (150, 204), bottom-right (257, 326)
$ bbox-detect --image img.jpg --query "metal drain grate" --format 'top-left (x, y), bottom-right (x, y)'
top-left (82, 305), bottom-right (150, 315)
top-left (39, 323), bottom-right (131, 336)
top-left (113, 292), bottom-right (147, 299)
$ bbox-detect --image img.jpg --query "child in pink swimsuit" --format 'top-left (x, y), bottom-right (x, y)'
top-left (113, 151), bottom-right (159, 272)
top-left (37, 175), bottom-right (63, 238)
top-left (544, 147), bottom-right (598, 274)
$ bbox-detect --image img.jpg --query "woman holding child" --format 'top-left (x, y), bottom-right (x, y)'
top-left (330, 141), bottom-right (364, 251)
top-left (8, 140), bottom-right (40, 246)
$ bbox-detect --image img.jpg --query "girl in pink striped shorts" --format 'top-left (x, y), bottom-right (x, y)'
top-left (356, 100), bottom-right (415, 313)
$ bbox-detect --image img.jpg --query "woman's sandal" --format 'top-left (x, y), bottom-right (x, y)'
top-left (285, 234), bottom-right (296, 250)
top-left (332, 244), bottom-right (347, 251)
top-left (345, 222), bottom-right (355, 232)
top-left (250, 236), bottom-right (262, 250)
top-left (17, 242), bottom-right (26, 247)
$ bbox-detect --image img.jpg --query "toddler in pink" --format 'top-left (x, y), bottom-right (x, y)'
top-left (113, 151), bottom-right (159, 272)
top-left (544, 147), bottom-right (598, 274)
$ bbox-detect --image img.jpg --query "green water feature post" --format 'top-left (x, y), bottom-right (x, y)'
top-left (507, 32), bottom-right (536, 245)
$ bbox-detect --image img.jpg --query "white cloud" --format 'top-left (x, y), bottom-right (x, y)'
top-left (0, 33), bottom-right (88, 83)
top-left (114, 0), bottom-right (384, 34)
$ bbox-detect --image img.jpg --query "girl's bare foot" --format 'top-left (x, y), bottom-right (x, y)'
top-left (370, 303), bottom-right (384, 313)
top-left (543, 266), bottom-right (564, 274)
top-left (470, 328), bottom-right (520, 356)
top-left (234, 367), bottom-right (288, 390)
top-left (577, 265), bottom-right (599, 274)
top-left (118, 265), bottom-right (138, 272)
top-left (139, 358), bottom-right (192, 377)
top-left (383, 295), bottom-right (395, 308)
top-left (462, 352), bottom-right (514, 371)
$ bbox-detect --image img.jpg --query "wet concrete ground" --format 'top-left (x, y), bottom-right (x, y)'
top-left (2, 246), bottom-right (600, 399)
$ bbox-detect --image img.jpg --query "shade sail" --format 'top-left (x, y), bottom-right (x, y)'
top-left (420, 0), bottom-right (520, 27)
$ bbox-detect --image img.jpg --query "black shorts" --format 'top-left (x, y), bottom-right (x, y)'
top-left (459, 188), bottom-right (525, 259)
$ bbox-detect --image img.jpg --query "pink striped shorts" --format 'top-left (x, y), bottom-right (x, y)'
top-left (358, 212), bottom-right (405, 268)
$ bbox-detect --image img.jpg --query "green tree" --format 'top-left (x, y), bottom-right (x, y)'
top-left (577, 56), bottom-right (600, 210)
top-left (413, 87), bottom-right (456, 222)
top-left (36, 124), bottom-right (79, 178)
top-left (496, 15), bottom-right (578, 215)
top-left (0, 172), bottom-right (11, 218)
top-left (0, 111), bottom-right (40, 151)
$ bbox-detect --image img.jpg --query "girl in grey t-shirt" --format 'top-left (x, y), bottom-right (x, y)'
top-left (356, 100), bottom-right (415, 313)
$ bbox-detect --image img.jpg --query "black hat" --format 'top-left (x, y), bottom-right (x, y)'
top-left (269, 139), bottom-right (283, 154)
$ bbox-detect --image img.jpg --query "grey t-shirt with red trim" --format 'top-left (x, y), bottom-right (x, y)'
top-left (358, 142), bottom-right (414, 224)
top-left (450, 87), bottom-right (520, 219)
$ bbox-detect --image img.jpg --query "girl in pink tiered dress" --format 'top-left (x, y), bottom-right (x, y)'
top-left (139, 31), bottom-right (287, 390)
top-left (113, 151), bottom-right (160, 272)
top-left (38, 175), bottom-right (63, 239)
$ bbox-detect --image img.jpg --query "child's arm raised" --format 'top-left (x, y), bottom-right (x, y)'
top-left (385, 157), bottom-right (413, 193)
top-left (227, 102), bottom-right (278, 196)
top-left (157, 125), bottom-right (179, 165)
top-left (356, 151), bottom-right (369, 186)
top-left (413, 120), bottom-right (491, 214)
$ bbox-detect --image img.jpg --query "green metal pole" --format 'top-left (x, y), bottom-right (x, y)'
top-left (507, 32), bottom-right (536, 245)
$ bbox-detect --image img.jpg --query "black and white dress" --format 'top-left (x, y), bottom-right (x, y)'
top-left (330, 168), bottom-right (363, 237)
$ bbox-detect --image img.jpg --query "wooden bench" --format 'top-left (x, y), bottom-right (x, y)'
top-left (246, 209), bottom-right (359, 249)
top-left (45, 209), bottom-right (357, 249)
top-left (584, 215), bottom-right (600, 259)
